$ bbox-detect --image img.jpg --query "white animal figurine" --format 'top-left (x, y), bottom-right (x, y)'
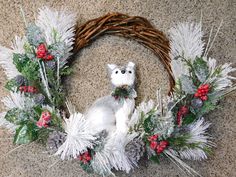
top-left (85, 62), bottom-right (137, 135)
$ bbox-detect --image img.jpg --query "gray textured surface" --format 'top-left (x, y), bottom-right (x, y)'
top-left (0, 0), bottom-right (235, 177)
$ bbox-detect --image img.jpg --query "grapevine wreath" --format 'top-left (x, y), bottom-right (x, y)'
top-left (0, 7), bottom-right (235, 177)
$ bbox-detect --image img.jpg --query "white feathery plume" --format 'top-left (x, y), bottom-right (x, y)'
top-left (0, 45), bottom-right (20, 79)
top-left (169, 22), bottom-right (204, 61)
top-left (172, 118), bottom-right (214, 162)
top-left (164, 149), bottom-right (202, 177)
top-left (1, 91), bottom-right (35, 111)
top-left (0, 112), bottom-right (17, 133)
top-left (171, 59), bottom-right (189, 81)
top-left (55, 112), bottom-right (96, 160)
top-left (205, 57), bottom-right (236, 91)
top-left (0, 36), bottom-right (26, 79)
top-left (187, 118), bottom-right (212, 145)
top-left (91, 132), bottom-right (136, 175)
top-left (36, 7), bottom-right (76, 67)
top-left (169, 22), bottom-right (204, 80)
top-left (11, 36), bottom-right (26, 54)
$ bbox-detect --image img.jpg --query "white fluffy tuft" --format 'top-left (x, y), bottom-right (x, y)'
top-left (55, 112), bottom-right (96, 160)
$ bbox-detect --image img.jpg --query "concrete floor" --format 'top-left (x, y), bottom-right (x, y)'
top-left (0, 0), bottom-right (235, 177)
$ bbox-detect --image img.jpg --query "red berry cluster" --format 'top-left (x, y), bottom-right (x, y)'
top-left (177, 106), bottom-right (189, 126)
top-left (79, 151), bottom-right (92, 164)
top-left (148, 134), bottom-right (169, 154)
top-left (194, 84), bottom-right (210, 101)
top-left (36, 111), bottom-right (51, 128)
top-left (19, 86), bottom-right (37, 93)
top-left (36, 44), bottom-right (54, 61)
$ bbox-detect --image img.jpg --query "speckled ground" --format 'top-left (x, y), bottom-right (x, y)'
top-left (0, 0), bottom-right (235, 177)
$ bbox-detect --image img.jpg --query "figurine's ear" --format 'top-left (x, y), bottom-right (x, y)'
top-left (107, 64), bottom-right (117, 73)
top-left (127, 62), bottom-right (135, 68)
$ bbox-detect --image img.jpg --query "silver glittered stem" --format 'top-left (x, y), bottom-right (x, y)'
top-left (38, 60), bottom-right (52, 102)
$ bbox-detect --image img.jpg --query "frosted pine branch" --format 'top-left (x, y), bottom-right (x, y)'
top-left (36, 7), bottom-right (76, 67)
top-left (169, 22), bottom-right (204, 80)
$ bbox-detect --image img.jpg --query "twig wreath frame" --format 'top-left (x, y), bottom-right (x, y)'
top-left (74, 12), bottom-right (175, 91)
top-left (0, 7), bottom-right (235, 177)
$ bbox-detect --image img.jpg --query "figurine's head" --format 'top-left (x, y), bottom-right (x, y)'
top-left (107, 62), bottom-right (136, 87)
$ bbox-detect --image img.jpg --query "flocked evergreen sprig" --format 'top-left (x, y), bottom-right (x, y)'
top-left (0, 7), bottom-right (76, 146)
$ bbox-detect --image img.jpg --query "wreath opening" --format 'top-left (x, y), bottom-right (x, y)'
top-left (74, 12), bottom-right (175, 92)
top-left (0, 7), bottom-right (235, 177)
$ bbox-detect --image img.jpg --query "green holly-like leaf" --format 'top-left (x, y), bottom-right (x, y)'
top-left (4, 108), bottom-right (30, 125)
top-left (150, 155), bottom-right (160, 163)
top-left (21, 60), bottom-right (39, 82)
top-left (80, 162), bottom-right (94, 174)
top-left (143, 114), bottom-right (154, 134)
top-left (179, 75), bottom-right (197, 94)
top-left (193, 57), bottom-right (209, 82)
top-left (14, 121), bottom-right (38, 144)
top-left (13, 53), bottom-right (39, 82)
top-left (13, 53), bottom-right (29, 72)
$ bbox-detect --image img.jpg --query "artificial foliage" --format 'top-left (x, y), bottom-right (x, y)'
top-left (0, 7), bottom-right (235, 177)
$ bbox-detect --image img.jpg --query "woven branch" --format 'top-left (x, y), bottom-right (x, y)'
top-left (74, 12), bottom-right (175, 91)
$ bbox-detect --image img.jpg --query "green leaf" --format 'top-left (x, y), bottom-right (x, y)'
top-left (60, 66), bottom-right (73, 76)
top-left (13, 53), bottom-right (29, 72)
top-left (33, 106), bottom-right (43, 117)
top-left (14, 122), bottom-right (38, 144)
top-left (143, 114), bottom-right (154, 134)
top-left (5, 108), bottom-right (29, 125)
top-left (80, 163), bottom-right (94, 174)
top-left (193, 57), bottom-right (209, 82)
top-left (198, 100), bottom-right (217, 116)
top-left (21, 60), bottom-right (39, 82)
top-left (182, 113), bottom-right (196, 125)
top-left (13, 53), bottom-right (39, 82)
top-left (150, 155), bottom-right (160, 163)
top-left (179, 75), bottom-right (197, 94)
top-left (5, 79), bottom-right (18, 91)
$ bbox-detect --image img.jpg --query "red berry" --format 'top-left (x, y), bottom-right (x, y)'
top-left (156, 145), bottom-right (164, 154)
top-left (44, 54), bottom-right (54, 61)
top-left (194, 93), bottom-right (199, 97)
top-left (36, 120), bottom-right (48, 128)
top-left (148, 134), bottom-right (159, 141)
top-left (150, 141), bottom-right (158, 150)
top-left (201, 95), bottom-right (208, 101)
top-left (36, 44), bottom-right (47, 59)
top-left (156, 140), bottom-right (169, 154)
top-left (160, 140), bottom-right (169, 147)
top-left (180, 106), bottom-right (189, 116)
top-left (41, 111), bottom-right (51, 122)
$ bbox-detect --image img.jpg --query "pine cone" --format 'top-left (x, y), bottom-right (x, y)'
top-left (14, 75), bottom-right (27, 86)
top-left (34, 94), bottom-right (45, 104)
top-left (125, 137), bottom-right (145, 163)
top-left (47, 131), bottom-right (66, 153)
